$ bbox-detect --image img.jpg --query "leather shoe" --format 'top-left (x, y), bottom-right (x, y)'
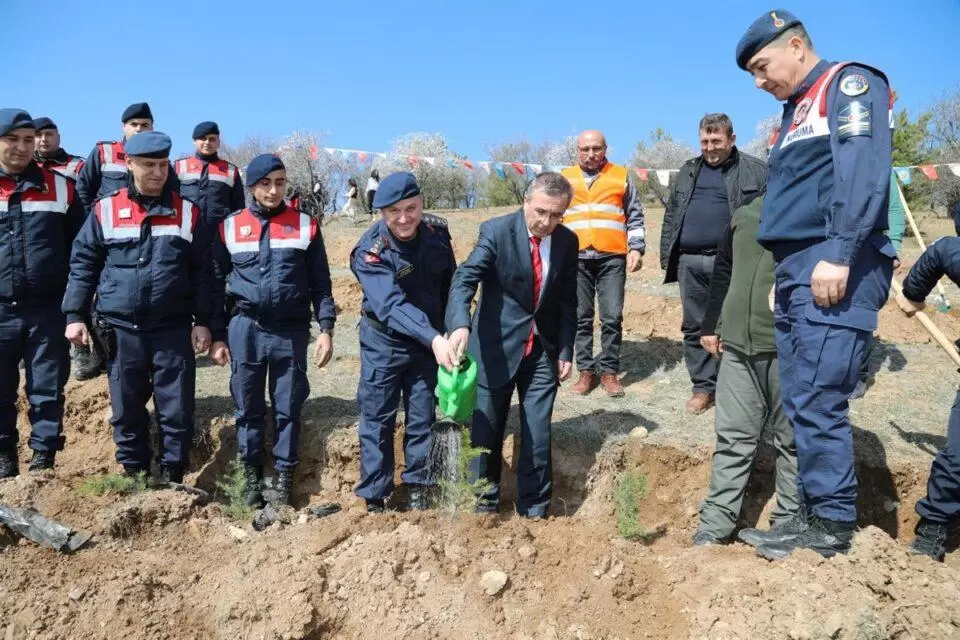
top-left (600, 373), bottom-right (625, 398)
top-left (571, 371), bottom-right (598, 395)
top-left (686, 392), bottom-right (714, 414)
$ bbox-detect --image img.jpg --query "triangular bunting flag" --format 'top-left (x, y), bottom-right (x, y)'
top-left (422, 157), bottom-right (436, 166)
top-left (309, 145), bottom-right (318, 160)
top-left (409, 156), bottom-right (420, 169)
top-left (656, 170), bottom-right (671, 186)
top-left (323, 147), bottom-right (336, 156)
top-left (510, 162), bottom-right (524, 175)
top-left (894, 167), bottom-right (912, 185)
top-left (478, 162), bottom-right (490, 174)
top-left (635, 168), bottom-right (649, 182)
top-left (919, 165), bottom-right (939, 180)
top-left (357, 152), bottom-right (368, 163)
top-left (529, 163), bottom-right (543, 174)
top-left (462, 160), bottom-right (474, 170)
top-left (950, 164), bottom-right (960, 178)
top-left (495, 165), bottom-right (505, 179)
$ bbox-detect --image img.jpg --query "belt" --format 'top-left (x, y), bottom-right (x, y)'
top-left (678, 247), bottom-right (717, 256)
top-left (362, 312), bottom-right (404, 338)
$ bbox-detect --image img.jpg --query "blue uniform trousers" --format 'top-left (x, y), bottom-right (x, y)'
top-left (228, 314), bottom-right (310, 470)
top-left (916, 389), bottom-right (960, 524)
top-left (773, 234), bottom-right (894, 522)
top-left (108, 325), bottom-right (195, 469)
top-left (355, 320), bottom-right (436, 500)
top-left (0, 304), bottom-right (69, 453)
top-left (470, 338), bottom-right (558, 517)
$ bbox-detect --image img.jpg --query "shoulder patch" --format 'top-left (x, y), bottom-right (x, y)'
top-left (421, 214), bottom-right (448, 228)
top-left (368, 234), bottom-right (391, 256)
top-left (840, 74), bottom-right (869, 97)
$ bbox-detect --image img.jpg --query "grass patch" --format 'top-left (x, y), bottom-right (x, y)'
top-left (77, 473), bottom-right (148, 497)
top-left (435, 428), bottom-right (492, 516)
top-left (216, 458), bottom-right (254, 522)
top-left (613, 468), bottom-right (649, 541)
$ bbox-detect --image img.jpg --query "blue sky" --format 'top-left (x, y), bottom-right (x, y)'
top-left (8, 0), bottom-right (959, 164)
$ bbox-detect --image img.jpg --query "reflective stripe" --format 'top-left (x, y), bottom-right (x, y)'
top-left (102, 163), bottom-right (127, 173)
top-left (269, 213), bottom-right (312, 250)
top-left (178, 172), bottom-right (202, 181)
top-left (627, 228), bottom-right (645, 239)
top-left (564, 203), bottom-right (624, 216)
top-left (564, 219), bottom-right (626, 233)
top-left (99, 198), bottom-right (140, 241)
top-left (21, 174), bottom-right (70, 213)
top-left (0, 201), bottom-right (7, 213)
top-left (223, 215), bottom-right (260, 254)
top-left (207, 172), bottom-right (234, 185)
top-left (153, 200), bottom-right (194, 241)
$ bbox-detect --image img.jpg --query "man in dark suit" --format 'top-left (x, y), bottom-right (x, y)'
top-left (446, 172), bottom-right (579, 517)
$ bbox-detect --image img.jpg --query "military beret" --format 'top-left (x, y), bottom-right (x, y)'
top-left (373, 172), bottom-right (421, 209)
top-left (0, 109), bottom-right (36, 137)
top-left (121, 102), bottom-right (153, 123)
top-left (736, 9), bottom-right (802, 71)
top-left (245, 154), bottom-right (285, 187)
top-left (192, 121), bottom-right (219, 139)
top-left (32, 117), bottom-right (57, 131)
top-left (124, 131), bottom-right (172, 159)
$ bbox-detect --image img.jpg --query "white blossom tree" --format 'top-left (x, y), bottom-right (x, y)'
top-left (630, 128), bottom-right (696, 206)
top-left (741, 114), bottom-right (781, 161)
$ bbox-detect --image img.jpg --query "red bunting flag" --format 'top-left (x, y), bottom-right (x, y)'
top-left (510, 162), bottom-right (524, 175)
top-left (309, 145), bottom-right (318, 160)
top-left (919, 165), bottom-right (939, 180)
top-left (635, 168), bottom-right (649, 182)
top-left (409, 156), bottom-right (420, 169)
top-left (462, 160), bottom-right (474, 170)
top-left (358, 152), bottom-right (368, 163)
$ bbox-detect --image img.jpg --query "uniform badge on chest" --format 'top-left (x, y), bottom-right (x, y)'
top-left (118, 208), bottom-right (132, 219)
top-left (240, 225), bottom-right (252, 237)
top-left (793, 97), bottom-right (813, 126)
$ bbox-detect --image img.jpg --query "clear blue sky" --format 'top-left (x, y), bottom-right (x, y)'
top-left (8, 0), bottom-right (959, 164)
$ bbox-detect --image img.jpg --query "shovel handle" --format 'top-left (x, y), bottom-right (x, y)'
top-left (890, 278), bottom-right (960, 368)
top-left (898, 182), bottom-right (951, 308)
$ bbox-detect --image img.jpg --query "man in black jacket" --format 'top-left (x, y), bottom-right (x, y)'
top-left (659, 114), bottom-right (767, 414)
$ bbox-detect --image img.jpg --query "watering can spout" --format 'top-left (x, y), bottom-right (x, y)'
top-left (436, 353), bottom-right (478, 423)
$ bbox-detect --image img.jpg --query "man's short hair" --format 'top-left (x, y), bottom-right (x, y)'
top-left (525, 172), bottom-right (573, 205)
top-left (699, 113), bottom-right (734, 137)
top-left (773, 24), bottom-right (814, 50)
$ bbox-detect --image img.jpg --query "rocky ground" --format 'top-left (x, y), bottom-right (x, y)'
top-left (1, 207), bottom-right (959, 639)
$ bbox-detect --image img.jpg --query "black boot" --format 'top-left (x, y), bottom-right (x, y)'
top-left (366, 499), bottom-right (385, 514)
top-left (738, 505), bottom-right (810, 547)
top-left (757, 515), bottom-right (855, 560)
top-left (407, 485), bottom-right (429, 511)
top-left (28, 451), bottom-right (56, 472)
top-left (0, 449), bottom-right (19, 479)
top-left (244, 465), bottom-right (265, 507)
top-left (909, 519), bottom-right (948, 562)
top-left (72, 344), bottom-right (105, 381)
top-left (273, 469), bottom-right (294, 506)
top-left (158, 465), bottom-right (184, 485)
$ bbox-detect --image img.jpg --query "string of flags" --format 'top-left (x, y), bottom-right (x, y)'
top-left (307, 145), bottom-right (682, 185)
top-left (306, 145), bottom-right (960, 188)
top-left (893, 163), bottom-right (960, 185)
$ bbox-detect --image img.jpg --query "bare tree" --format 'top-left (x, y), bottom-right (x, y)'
top-left (377, 132), bottom-right (470, 210)
top-left (741, 114), bottom-right (780, 161)
top-left (630, 128), bottom-right (696, 206)
top-left (929, 87), bottom-right (960, 160)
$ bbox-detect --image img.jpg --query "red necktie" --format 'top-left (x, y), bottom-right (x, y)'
top-left (524, 236), bottom-right (543, 357)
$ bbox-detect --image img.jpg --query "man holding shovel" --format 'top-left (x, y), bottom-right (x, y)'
top-left (350, 172), bottom-right (459, 514)
top-left (895, 237), bottom-right (960, 561)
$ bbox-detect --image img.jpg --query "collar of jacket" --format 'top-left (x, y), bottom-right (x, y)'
top-left (127, 180), bottom-right (176, 217)
top-left (195, 151), bottom-right (220, 163)
top-left (34, 148), bottom-right (70, 165)
top-left (250, 199), bottom-right (287, 219)
top-left (789, 59), bottom-right (832, 104)
top-left (0, 161), bottom-right (45, 192)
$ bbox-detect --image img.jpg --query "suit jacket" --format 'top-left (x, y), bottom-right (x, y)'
top-left (445, 209), bottom-right (578, 388)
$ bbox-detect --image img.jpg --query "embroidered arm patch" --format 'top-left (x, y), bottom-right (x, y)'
top-left (837, 101), bottom-right (872, 140)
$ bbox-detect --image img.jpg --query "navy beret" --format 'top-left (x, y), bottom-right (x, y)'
top-left (192, 121), bottom-right (219, 139)
top-left (121, 102), bottom-right (153, 123)
top-left (373, 172), bottom-right (421, 209)
top-left (124, 131), bottom-right (172, 158)
top-left (245, 154), bottom-right (285, 187)
top-left (736, 9), bottom-right (802, 70)
top-left (0, 109), bottom-right (36, 137)
top-left (32, 117), bottom-right (57, 131)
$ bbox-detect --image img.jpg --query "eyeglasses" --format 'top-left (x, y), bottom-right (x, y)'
top-left (578, 146), bottom-right (606, 153)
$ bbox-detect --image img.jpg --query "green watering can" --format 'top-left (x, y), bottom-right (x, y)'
top-left (435, 353), bottom-right (478, 423)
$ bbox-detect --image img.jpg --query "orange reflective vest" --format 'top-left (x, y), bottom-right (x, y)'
top-left (561, 163), bottom-right (628, 255)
